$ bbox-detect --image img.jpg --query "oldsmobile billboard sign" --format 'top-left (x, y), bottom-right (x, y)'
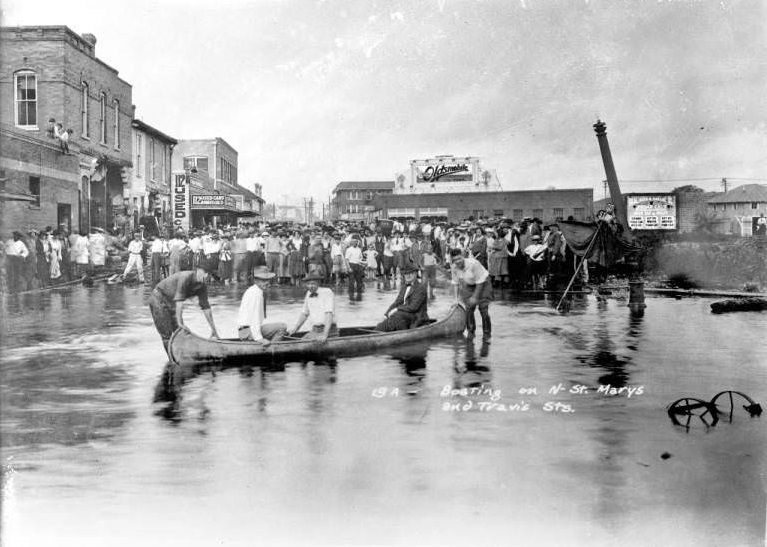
top-left (627, 194), bottom-right (676, 230)
top-left (415, 161), bottom-right (473, 183)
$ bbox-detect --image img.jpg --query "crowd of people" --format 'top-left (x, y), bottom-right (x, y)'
top-left (0, 215), bottom-right (579, 296)
top-left (145, 215), bottom-right (584, 348)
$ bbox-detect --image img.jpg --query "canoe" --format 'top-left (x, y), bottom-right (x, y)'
top-left (167, 303), bottom-right (466, 365)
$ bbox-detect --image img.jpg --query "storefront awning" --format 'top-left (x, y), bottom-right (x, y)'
top-left (388, 208), bottom-right (416, 217)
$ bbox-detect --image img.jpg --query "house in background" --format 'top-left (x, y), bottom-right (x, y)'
top-left (707, 184), bottom-right (767, 236)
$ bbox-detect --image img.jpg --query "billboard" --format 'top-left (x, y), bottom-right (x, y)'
top-left (627, 194), bottom-right (676, 230)
top-left (414, 160), bottom-right (474, 183)
top-left (172, 173), bottom-right (191, 232)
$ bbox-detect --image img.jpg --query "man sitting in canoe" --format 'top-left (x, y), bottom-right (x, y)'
top-left (287, 271), bottom-right (337, 343)
top-left (149, 260), bottom-right (220, 352)
top-left (375, 262), bottom-right (429, 332)
top-left (236, 266), bottom-right (288, 345)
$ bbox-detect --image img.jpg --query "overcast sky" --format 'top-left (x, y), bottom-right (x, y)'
top-left (4, 0), bottom-right (766, 204)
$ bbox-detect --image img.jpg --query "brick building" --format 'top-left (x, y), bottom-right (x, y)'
top-left (0, 26), bottom-right (134, 234)
top-left (331, 180), bottom-right (395, 221)
top-left (376, 188), bottom-right (594, 224)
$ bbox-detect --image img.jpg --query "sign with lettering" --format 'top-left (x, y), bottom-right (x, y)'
top-left (627, 194), bottom-right (676, 230)
top-left (416, 162), bottom-right (472, 183)
top-left (191, 194), bottom-right (238, 210)
top-left (172, 173), bottom-right (190, 232)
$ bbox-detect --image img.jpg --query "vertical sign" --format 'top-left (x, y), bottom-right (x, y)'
top-left (172, 173), bottom-right (190, 232)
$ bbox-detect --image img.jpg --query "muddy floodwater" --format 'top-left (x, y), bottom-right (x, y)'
top-left (1, 279), bottom-right (765, 546)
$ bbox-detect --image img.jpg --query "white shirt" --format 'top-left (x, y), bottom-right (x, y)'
top-left (301, 287), bottom-right (335, 327)
top-left (189, 237), bottom-right (202, 252)
top-left (237, 284), bottom-right (267, 340)
top-left (524, 243), bottom-right (547, 262)
top-left (150, 239), bottom-right (169, 253)
top-left (203, 239), bottom-right (222, 254)
top-left (127, 240), bottom-right (143, 255)
top-left (9, 240), bottom-right (29, 258)
top-left (168, 238), bottom-right (187, 253)
top-left (451, 257), bottom-right (489, 286)
top-left (344, 246), bottom-right (363, 265)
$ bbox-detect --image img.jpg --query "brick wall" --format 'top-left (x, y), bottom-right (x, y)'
top-left (377, 189), bottom-right (594, 223)
top-left (1, 26), bottom-right (133, 167)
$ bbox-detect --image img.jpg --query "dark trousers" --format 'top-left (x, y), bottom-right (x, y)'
top-left (348, 263), bottom-right (364, 295)
top-left (461, 281), bottom-right (492, 336)
top-left (375, 311), bottom-right (415, 332)
top-left (148, 289), bottom-right (177, 352)
top-left (151, 252), bottom-right (164, 287)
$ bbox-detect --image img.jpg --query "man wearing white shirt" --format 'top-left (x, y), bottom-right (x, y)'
top-left (344, 237), bottom-right (364, 297)
top-left (237, 267), bottom-right (287, 344)
top-left (288, 271), bottom-right (337, 342)
top-left (122, 232), bottom-right (145, 283)
top-left (150, 235), bottom-right (169, 287)
top-left (449, 248), bottom-right (492, 338)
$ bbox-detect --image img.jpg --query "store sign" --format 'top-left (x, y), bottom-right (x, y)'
top-left (191, 194), bottom-right (237, 209)
top-left (627, 195), bottom-right (676, 230)
top-left (416, 163), bottom-right (472, 183)
top-left (172, 173), bottom-right (190, 232)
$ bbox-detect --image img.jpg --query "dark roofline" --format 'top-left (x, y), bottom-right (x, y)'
top-left (131, 119), bottom-right (178, 145)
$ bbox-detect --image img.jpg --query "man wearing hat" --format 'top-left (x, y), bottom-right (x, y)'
top-left (375, 261), bottom-right (429, 332)
top-left (236, 266), bottom-right (287, 344)
top-left (523, 234), bottom-right (548, 290)
top-left (287, 271), bottom-right (337, 342)
top-left (148, 261), bottom-right (221, 353)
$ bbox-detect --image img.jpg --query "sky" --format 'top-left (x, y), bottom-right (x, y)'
top-left (3, 0), bottom-right (766, 205)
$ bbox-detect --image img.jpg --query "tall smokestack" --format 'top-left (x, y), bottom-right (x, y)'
top-left (593, 120), bottom-right (629, 230)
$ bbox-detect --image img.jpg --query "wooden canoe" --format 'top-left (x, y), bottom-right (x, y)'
top-left (167, 303), bottom-right (466, 365)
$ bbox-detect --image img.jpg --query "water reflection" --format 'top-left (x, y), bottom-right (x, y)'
top-left (452, 337), bottom-right (493, 391)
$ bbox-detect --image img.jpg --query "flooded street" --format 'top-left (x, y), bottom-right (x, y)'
top-left (1, 278), bottom-right (766, 546)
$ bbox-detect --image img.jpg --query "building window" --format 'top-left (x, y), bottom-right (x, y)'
top-left (81, 82), bottom-right (89, 138)
top-left (553, 208), bottom-right (564, 220)
top-left (113, 99), bottom-right (120, 149)
top-left (752, 202), bottom-right (758, 209)
top-left (29, 176), bottom-right (41, 208)
top-left (150, 138), bottom-right (156, 181)
top-left (14, 71), bottom-right (38, 128)
top-left (99, 92), bottom-right (107, 144)
top-left (183, 156), bottom-right (208, 172)
top-left (493, 209), bottom-right (504, 217)
top-left (162, 146), bottom-right (167, 184)
top-left (573, 207), bottom-right (585, 221)
top-left (135, 133), bottom-right (142, 178)
top-left (513, 209), bottom-right (524, 220)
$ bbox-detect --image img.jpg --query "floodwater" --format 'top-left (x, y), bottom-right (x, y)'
top-left (1, 276), bottom-right (765, 546)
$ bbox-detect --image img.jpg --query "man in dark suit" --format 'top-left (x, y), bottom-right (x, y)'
top-left (375, 262), bottom-right (429, 332)
top-left (374, 229), bottom-right (386, 277)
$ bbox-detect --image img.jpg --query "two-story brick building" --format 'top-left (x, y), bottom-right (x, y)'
top-left (331, 181), bottom-right (395, 221)
top-left (0, 26), bottom-right (134, 234)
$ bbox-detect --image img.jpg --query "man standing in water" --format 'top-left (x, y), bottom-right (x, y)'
top-left (148, 261), bottom-right (220, 352)
top-left (449, 248), bottom-right (492, 339)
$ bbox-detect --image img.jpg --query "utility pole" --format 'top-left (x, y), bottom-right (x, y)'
top-left (721, 177), bottom-right (728, 193)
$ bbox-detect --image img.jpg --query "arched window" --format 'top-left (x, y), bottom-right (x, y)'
top-left (14, 70), bottom-right (38, 128)
top-left (99, 92), bottom-right (107, 144)
top-left (81, 82), bottom-right (89, 138)
top-left (113, 99), bottom-right (120, 149)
